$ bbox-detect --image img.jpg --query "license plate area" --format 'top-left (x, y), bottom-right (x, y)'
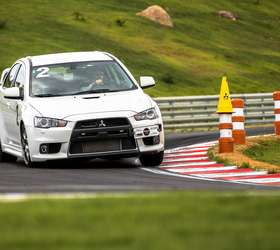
top-left (69, 138), bottom-right (136, 155)
top-left (82, 139), bottom-right (120, 153)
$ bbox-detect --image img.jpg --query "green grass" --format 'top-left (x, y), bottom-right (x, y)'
top-left (1, 0), bottom-right (280, 96)
top-left (207, 146), bottom-right (232, 165)
top-left (244, 138), bottom-right (280, 166)
top-left (1, 191), bottom-right (280, 250)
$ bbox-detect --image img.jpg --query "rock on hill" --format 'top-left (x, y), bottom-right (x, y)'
top-left (136, 5), bottom-right (173, 27)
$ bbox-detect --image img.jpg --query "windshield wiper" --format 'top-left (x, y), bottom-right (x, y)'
top-left (73, 89), bottom-right (114, 95)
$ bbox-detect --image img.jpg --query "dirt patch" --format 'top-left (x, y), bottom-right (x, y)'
top-left (211, 136), bottom-right (280, 172)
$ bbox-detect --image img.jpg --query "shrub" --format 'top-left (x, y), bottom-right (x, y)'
top-left (207, 150), bottom-right (214, 159)
top-left (115, 18), bottom-right (126, 27)
top-left (73, 12), bottom-right (86, 22)
top-left (268, 168), bottom-right (279, 174)
top-left (0, 20), bottom-right (7, 29)
top-left (207, 147), bottom-right (232, 165)
top-left (240, 162), bottom-right (251, 169)
top-left (161, 73), bottom-right (174, 84)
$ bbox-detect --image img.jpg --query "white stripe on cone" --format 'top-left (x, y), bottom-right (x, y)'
top-left (220, 129), bottom-right (232, 138)
top-left (275, 114), bottom-right (280, 121)
top-left (219, 114), bottom-right (232, 123)
top-left (232, 108), bottom-right (244, 116)
top-left (233, 122), bottom-right (244, 130)
top-left (275, 100), bottom-right (280, 109)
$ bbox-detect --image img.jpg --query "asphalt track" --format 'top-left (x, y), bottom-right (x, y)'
top-left (0, 126), bottom-right (277, 193)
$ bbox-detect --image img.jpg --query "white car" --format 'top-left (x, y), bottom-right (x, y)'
top-left (0, 52), bottom-right (164, 167)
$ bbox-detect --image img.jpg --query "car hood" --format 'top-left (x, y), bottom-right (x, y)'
top-left (28, 90), bottom-right (153, 120)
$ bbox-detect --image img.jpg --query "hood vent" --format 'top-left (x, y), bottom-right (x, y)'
top-left (82, 96), bottom-right (101, 99)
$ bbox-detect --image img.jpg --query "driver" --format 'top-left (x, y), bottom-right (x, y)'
top-left (94, 70), bottom-right (105, 85)
top-left (78, 66), bottom-right (109, 92)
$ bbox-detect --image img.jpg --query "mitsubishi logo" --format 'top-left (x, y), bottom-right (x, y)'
top-left (99, 120), bottom-right (106, 127)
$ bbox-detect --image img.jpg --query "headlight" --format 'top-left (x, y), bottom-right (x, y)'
top-left (134, 108), bottom-right (158, 121)
top-left (34, 117), bottom-right (68, 129)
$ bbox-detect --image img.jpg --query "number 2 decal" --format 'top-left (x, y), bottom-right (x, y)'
top-left (36, 67), bottom-right (49, 78)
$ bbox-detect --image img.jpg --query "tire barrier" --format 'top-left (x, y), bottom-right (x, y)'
top-left (218, 114), bottom-right (234, 153)
top-left (273, 91), bottom-right (280, 136)
top-left (231, 99), bottom-right (246, 144)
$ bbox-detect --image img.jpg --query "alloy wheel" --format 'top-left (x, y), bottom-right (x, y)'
top-left (21, 126), bottom-right (31, 166)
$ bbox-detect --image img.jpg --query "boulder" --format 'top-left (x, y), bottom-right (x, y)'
top-left (136, 5), bottom-right (173, 27)
top-left (218, 10), bottom-right (238, 21)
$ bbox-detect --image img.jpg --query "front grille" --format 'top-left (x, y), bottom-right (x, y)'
top-left (74, 118), bottom-right (129, 129)
top-left (69, 118), bottom-right (137, 155)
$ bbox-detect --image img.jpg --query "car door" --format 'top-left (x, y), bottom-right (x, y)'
top-left (0, 63), bottom-right (20, 145)
top-left (8, 64), bottom-right (26, 145)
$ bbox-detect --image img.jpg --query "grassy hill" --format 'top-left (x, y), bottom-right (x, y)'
top-left (0, 0), bottom-right (280, 97)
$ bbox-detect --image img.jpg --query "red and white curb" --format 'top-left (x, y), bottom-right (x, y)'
top-left (145, 141), bottom-right (280, 187)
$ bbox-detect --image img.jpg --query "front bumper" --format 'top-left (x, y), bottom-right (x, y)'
top-left (26, 117), bottom-right (164, 162)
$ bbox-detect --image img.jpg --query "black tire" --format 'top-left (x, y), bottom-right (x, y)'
top-left (139, 151), bottom-right (164, 167)
top-left (20, 125), bottom-right (37, 168)
top-left (0, 142), bottom-right (18, 162)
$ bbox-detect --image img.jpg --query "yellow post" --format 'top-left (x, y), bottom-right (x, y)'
top-left (217, 76), bottom-right (233, 153)
top-left (217, 76), bottom-right (233, 114)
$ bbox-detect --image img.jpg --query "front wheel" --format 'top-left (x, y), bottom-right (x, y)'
top-left (21, 125), bottom-right (37, 168)
top-left (139, 151), bottom-right (164, 167)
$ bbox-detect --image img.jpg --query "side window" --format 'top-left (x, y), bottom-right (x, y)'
top-left (3, 64), bottom-right (20, 89)
top-left (0, 69), bottom-right (9, 85)
top-left (15, 65), bottom-right (25, 87)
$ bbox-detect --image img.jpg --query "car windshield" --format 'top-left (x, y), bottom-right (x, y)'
top-left (30, 61), bottom-right (137, 97)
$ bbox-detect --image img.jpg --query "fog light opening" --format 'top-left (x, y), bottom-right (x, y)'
top-left (143, 135), bottom-right (160, 146)
top-left (39, 143), bottom-right (61, 154)
top-left (153, 135), bottom-right (160, 144)
top-left (40, 144), bottom-right (49, 154)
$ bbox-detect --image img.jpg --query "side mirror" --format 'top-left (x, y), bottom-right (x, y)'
top-left (3, 87), bottom-right (22, 100)
top-left (0, 68), bottom-right (10, 86)
top-left (140, 76), bottom-right (155, 89)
